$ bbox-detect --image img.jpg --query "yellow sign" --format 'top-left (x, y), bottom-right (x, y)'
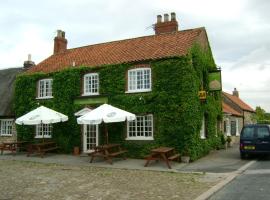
top-left (199, 91), bottom-right (206, 100)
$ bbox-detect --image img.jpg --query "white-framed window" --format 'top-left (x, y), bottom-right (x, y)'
top-left (37, 78), bottom-right (53, 99)
top-left (0, 119), bottom-right (13, 136)
top-left (127, 68), bottom-right (151, 93)
top-left (200, 115), bottom-right (206, 139)
top-left (35, 124), bottom-right (52, 138)
top-left (126, 114), bottom-right (153, 140)
top-left (83, 73), bottom-right (99, 95)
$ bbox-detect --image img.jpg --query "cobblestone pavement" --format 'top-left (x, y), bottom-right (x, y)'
top-left (0, 160), bottom-right (225, 200)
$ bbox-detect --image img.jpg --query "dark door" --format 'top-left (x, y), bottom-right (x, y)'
top-left (255, 126), bottom-right (270, 152)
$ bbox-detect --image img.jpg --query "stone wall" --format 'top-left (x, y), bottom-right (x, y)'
top-left (0, 121), bottom-right (17, 143)
top-left (243, 111), bottom-right (256, 124)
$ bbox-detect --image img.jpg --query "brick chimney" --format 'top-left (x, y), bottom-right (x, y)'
top-left (232, 88), bottom-right (239, 97)
top-left (23, 54), bottom-right (35, 69)
top-left (154, 12), bottom-right (178, 35)
top-left (53, 30), bottom-right (67, 54)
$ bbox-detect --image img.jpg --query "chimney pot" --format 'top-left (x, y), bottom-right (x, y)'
top-left (164, 14), bottom-right (169, 22)
top-left (154, 13), bottom-right (179, 35)
top-left (171, 12), bottom-right (176, 21)
top-left (28, 54), bottom-right (31, 61)
top-left (57, 30), bottom-right (62, 37)
top-left (232, 88), bottom-right (239, 97)
top-left (157, 15), bottom-right (162, 23)
top-left (23, 54), bottom-right (35, 69)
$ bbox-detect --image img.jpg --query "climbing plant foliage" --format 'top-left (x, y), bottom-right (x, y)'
top-left (14, 43), bottom-right (222, 160)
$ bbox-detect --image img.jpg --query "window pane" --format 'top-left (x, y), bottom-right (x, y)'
top-left (241, 127), bottom-right (254, 139)
top-left (0, 120), bottom-right (13, 136)
top-left (38, 79), bottom-right (53, 98)
top-left (128, 68), bottom-right (151, 92)
top-left (36, 124), bottom-right (52, 138)
top-left (127, 115), bottom-right (153, 139)
top-left (230, 121), bottom-right (236, 136)
top-left (84, 74), bottom-right (99, 95)
top-left (257, 127), bottom-right (270, 139)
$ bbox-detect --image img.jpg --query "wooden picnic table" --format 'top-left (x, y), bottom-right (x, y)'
top-left (89, 143), bottom-right (127, 164)
top-left (144, 147), bottom-right (180, 169)
top-left (0, 141), bottom-right (28, 155)
top-left (27, 141), bottom-right (59, 158)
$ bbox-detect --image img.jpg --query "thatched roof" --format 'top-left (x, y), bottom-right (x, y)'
top-left (0, 68), bottom-right (23, 117)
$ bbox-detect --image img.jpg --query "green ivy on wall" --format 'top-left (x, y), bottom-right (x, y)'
top-left (14, 43), bottom-right (222, 160)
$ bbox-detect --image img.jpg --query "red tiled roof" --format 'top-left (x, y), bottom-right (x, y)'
top-left (27, 28), bottom-right (206, 74)
top-left (223, 92), bottom-right (255, 112)
top-left (222, 102), bottom-right (242, 117)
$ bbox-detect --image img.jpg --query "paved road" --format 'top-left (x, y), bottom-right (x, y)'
top-left (178, 145), bottom-right (249, 173)
top-left (209, 156), bottom-right (270, 200)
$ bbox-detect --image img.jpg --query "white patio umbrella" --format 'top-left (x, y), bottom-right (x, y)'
top-left (15, 106), bottom-right (68, 125)
top-left (77, 104), bottom-right (136, 144)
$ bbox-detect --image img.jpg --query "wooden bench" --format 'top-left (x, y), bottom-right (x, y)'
top-left (144, 147), bottom-right (180, 169)
top-left (0, 141), bottom-right (28, 155)
top-left (168, 153), bottom-right (180, 162)
top-left (89, 144), bottom-right (127, 164)
top-left (0, 143), bottom-right (15, 155)
top-left (27, 141), bottom-right (59, 158)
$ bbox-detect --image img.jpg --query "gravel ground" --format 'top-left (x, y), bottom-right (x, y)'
top-left (0, 160), bottom-right (224, 200)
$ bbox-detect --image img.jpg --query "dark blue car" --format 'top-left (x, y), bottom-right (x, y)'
top-left (240, 124), bottom-right (270, 159)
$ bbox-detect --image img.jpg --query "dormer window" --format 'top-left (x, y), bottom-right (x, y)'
top-left (37, 78), bottom-right (53, 99)
top-left (83, 73), bottom-right (99, 96)
top-left (127, 68), bottom-right (151, 93)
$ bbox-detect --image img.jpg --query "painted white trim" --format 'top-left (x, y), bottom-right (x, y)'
top-left (37, 78), bottom-right (53, 99)
top-left (83, 124), bottom-right (99, 153)
top-left (226, 118), bottom-right (231, 136)
top-left (83, 73), bottom-right (99, 96)
top-left (127, 68), bottom-right (152, 93)
top-left (236, 118), bottom-right (240, 136)
top-left (125, 89), bottom-right (152, 94)
top-left (126, 114), bottom-right (154, 140)
top-left (126, 137), bottom-right (154, 141)
top-left (35, 124), bottom-right (52, 139)
top-left (0, 119), bottom-right (14, 136)
top-left (36, 96), bottom-right (54, 100)
top-left (200, 116), bottom-right (206, 139)
top-left (34, 135), bottom-right (52, 139)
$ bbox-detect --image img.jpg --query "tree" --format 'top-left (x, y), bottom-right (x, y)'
top-left (253, 106), bottom-right (270, 124)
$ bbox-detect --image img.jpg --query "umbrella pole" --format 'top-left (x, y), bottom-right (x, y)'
top-left (104, 122), bottom-right (109, 144)
top-left (42, 122), bottom-right (45, 143)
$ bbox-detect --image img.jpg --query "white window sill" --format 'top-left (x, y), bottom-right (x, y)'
top-left (35, 136), bottom-right (52, 139)
top-left (126, 137), bottom-right (154, 141)
top-left (0, 134), bottom-right (12, 137)
top-left (125, 89), bottom-right (152, 94)
top-left (36, 96), bottom-right (54, 100)
top-left (82, 93), bottom-right (100, 96)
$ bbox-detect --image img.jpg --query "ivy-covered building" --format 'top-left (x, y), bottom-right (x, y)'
top-left (15, 13), bottom-right (222, 160)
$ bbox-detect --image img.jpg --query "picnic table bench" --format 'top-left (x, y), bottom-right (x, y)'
top-left (27, 141), bottom-right (59, 158)
top-left (89, 143), bottom-right (127, 164)
top-left (0, 141), bottom-right (28, 155)
top-left (144, 147), bottom-right (180, 169)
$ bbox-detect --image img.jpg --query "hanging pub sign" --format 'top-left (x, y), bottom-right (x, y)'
top-left (199, 90), bottom-right (206, 100)
top-left (209, 70), bottom-right (222, 91)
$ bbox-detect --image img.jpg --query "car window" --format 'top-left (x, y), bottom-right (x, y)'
top-left (257, 127), bottom-right (270, 139)
top-left (241, 127), bottom-right (254, 139)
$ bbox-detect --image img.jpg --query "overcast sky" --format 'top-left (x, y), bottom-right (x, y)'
top-left (1, 0), bottom-right (270, 111)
